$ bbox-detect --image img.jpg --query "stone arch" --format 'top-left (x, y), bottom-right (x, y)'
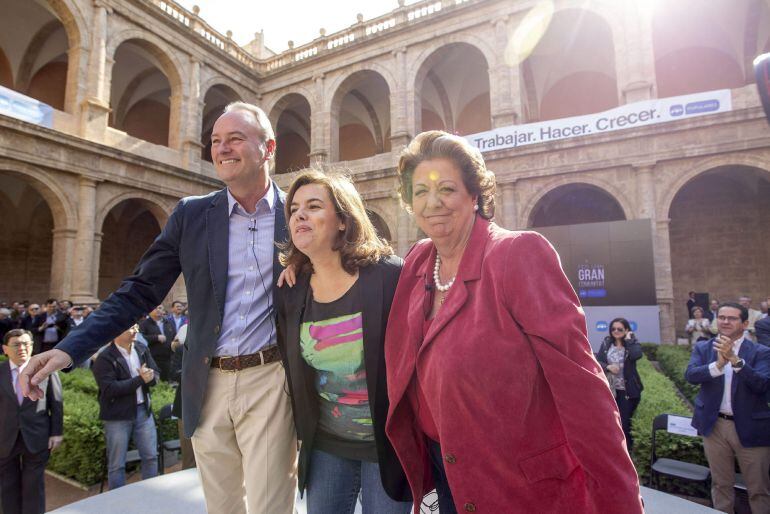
top-left (265, 87), bottom-right (315, 126)
top-left (0, 159), bottom-right (76, 230)
top-left (107, 30), bottom-right (186, 97)
top-left (269, 92), bottom-right (313, 174)
top-left (659, 154), bottom-right (770, 220)
top-left (326, 63), bottom-right (397, 109)
top-left (329, 69), bottom-right (392, 161)
top-left (199, 76), bottom-right (252, 107)
top-left (520, 176), bottom-right (632, 228)
top-left (409, 33), bottom-right (497, 85)
top-left (96, 191), bottom-right (171, 232)
top-left (45, 0), bottom-right (87, 51)
top-left (15, 20), bottom-right (64, 93)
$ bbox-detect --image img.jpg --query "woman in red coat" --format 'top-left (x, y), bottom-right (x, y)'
top-left (384, 131), bottom-right (643, 513)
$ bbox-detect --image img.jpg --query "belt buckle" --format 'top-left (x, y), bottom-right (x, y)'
top-left (219, 356), bottom-right (238, 373)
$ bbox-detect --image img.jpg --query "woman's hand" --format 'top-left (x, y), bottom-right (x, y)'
top-left (625, 331), bottom-right (634, 341)
top-left (277, 265), bottom-right (297, 288)
top-left (607, 364), bottom-right (621, 375)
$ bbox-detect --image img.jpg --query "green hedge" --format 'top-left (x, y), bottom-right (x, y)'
top-left (656, 345), bottom-right (698, 403)
top-left (640, 342), bottom-right (658, 361)
top-left (631, 357), bottom-right (708, 496)
top-left (48, 368), bottom-right (177, 485)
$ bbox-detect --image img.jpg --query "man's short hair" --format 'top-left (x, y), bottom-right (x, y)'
top-left (171, 301), bottom-right (185, 308)
top-left (223, 102), bottom-right (275, 142)
top-left (46, 298), bottom-right (57, 305)
top-left (719, 302), bottom-right (748, 322)
top-left (3, 329), bottom-right (32, 345)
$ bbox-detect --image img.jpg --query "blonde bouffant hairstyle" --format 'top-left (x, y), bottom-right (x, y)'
top-left (280, 170), bottom-right (393, 275)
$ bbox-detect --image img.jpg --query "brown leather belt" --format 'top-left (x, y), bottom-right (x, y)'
top-left (210, 346), bottom-right (281, 372)
top-left (718, 412), bottom-right (734, 421)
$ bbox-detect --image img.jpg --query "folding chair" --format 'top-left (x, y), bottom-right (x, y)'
top-left (649, 413), bottom-right (710, 495)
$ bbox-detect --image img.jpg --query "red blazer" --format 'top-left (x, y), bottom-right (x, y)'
top-left (385, 218), bottom-right (642, 513)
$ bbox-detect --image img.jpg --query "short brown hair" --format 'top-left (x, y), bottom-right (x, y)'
top-left (397, 130), bottom-right (496, 220)
top-left (280, 170), bottom-right (393, 275)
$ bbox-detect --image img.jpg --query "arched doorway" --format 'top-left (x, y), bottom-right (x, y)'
top-left (0, 173), bottom-right (54, 302)
top-left (528, 184), bottom-right (626, 228)
top-left (416, 43), bottom-right (491, 135)
top-left (668, 165), bottom-right (770, 331)
top-left (332, 71), bottom-right (391, 161)
top-left (98, 199), bottom-right (163, 299)
top-left (272, 93), bottom-right (311, 173)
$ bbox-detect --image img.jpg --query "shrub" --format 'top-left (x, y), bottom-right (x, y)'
top-left (640, 342), bottom-right (658, 361)
top-left (47, 368), bottom-right (178, 485)
top-left (656, 345), bottom-right (698, 403)
top-left (631, 357), bottom-right (708, 496)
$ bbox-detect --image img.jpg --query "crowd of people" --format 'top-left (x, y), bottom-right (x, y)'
top-left (685, 292), bottom-right (770, 346)
top-left (2, 100), bottom-right (767, 514)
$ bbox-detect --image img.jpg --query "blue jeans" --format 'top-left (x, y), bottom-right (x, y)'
top-left (104, 407), bottom-right (158, 489)
top-left (306, 450), bottom-right (411, 514)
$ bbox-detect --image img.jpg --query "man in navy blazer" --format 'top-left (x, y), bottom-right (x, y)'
top-left (756, 316), bottom-right (770, 347)
top-left (685, 302), bottom-right (770, 513)
top-left (19, 102), bottom-right (297, 513)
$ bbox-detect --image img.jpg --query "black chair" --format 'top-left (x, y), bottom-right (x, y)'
top-left (157, 403), bottom-right (181, 474)
top-left (649, 413), bottom-right (711, 494)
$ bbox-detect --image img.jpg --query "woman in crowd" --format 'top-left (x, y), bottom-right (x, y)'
top-left (596, 317), bottom-right (644, 452)
top-left (276, 170), bottom-right (410, 514)
top-left (384, 130), bottom-right (642, 513)
top-left (685, 306), bottom-right (712, 345)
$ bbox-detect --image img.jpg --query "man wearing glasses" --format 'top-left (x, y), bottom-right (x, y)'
top-left (686, 302), bottom-right (770, 513)
top-left (0, 329), bottom-right (63, 514)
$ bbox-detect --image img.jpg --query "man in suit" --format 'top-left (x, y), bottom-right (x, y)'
top-left (167, 301), bottom-right (188, 332)
top-left (92, 325), bottom-right (159, 489)
top-left (138, 306), bottom-right (176, 381)
top-left (756, 316), bottom-right (770, 347)
top-left (685, 302), bottom-right (770, 513)
top-left (20, 102), bottom-right (296, 514)
top-left (0, 329), bottom-right (63, 514)
top-left (32, 299), bottom-right (67, 354)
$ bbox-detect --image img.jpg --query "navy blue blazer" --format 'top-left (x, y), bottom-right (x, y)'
top-left (685, 337), bottom-right (770, 447)
top-left (756, 316), bottom-right (770, 347)
top-left (57, 184), bottom-right (287, 437)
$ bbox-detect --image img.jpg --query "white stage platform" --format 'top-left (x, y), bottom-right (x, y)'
top-left (49, 469), bottom-right (718, 513)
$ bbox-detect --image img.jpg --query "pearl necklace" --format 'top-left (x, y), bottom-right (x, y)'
top-left (433, 254), bottom-right (455, 292)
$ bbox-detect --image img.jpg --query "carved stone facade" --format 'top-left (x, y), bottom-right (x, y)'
top-left (1, 0), bottom-right (768, 342)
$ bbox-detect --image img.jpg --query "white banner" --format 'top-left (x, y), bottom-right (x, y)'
top-left (467, 89), bottom-right (732, 152)
top-left (0, 85), bottom-right (53, 127)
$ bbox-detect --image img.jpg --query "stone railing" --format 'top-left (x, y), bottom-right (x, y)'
top-left (150, 0), bottom-right (478, 73)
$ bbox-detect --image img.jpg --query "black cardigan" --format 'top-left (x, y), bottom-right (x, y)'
top-left (596, 335), bottom-right (644, 399)
top-left (92, 343), bottom-right (159, 421)
top-left (276, 255), bottom-right (410, 501)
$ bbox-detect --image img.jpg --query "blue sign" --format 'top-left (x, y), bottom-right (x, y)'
top-left (669, 104), bottom-right (684, 116)
top-left (686, 99), bottom-right (719, 115)
top-left (629, 321), bottom-right (638, 332)
top-left (596, 321), bottom-right (608, 332)
top-left (579, 288), bottom-right (607, 298)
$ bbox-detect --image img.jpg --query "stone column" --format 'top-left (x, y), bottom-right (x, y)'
top-left (654, 218), bottom-right (676, 343)
top-left (615, 5), bottom-right (656, 103)
top-left (49, 228), bottom-right (77, 300)
top-left (168, 89), bottom-right (184, 150)
top-left (634, 163), bottom-right (656, 220)
top-left (390, 47), bottom-right (411, 149)
top-left (70, 178), bottom-right (99, 304)
top-left (309, 73), bottom-right (330, 164)
top-left (489, 18), bottom-right (519, 128)
top-left (500, 181), bottom-right (518, 229)
top-left (79, 2), bottom-right (112, 141)
top-left (91, 231), bottom-right (103, 302)
top-left (181, 59), bottom-right (203, 171)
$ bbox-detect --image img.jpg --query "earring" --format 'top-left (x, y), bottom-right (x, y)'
top-left (473, 205), bottom-right (479, 211)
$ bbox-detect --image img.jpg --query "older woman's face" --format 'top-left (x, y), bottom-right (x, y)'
top-left (411, 158), bottom-right (476, 242)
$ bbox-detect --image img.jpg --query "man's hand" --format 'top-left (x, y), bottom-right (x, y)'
top-left (19, 349), bottom-right (72, 400)
top-left (171, 337), bottom-right (181, 352)
top-left (138, 364), bottom-right (154, 384)
top-left (713, 335), bottom-right (732, 369)
top-left (48, 435), bottom-right (63, 452)
top-left (158, 335), bottom-right (167, 343)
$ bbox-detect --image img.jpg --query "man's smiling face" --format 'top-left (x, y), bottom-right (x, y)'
top-left (210, 110), bottom-right (273, 187)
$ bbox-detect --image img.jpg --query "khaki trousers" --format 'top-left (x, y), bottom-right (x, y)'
top-left (192, 361), bottom-right (297, 514)
top-left (703, 417), bottom-right (770, 513)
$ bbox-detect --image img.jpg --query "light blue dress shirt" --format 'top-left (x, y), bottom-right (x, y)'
top-left (215, 184), bottom-right (277, 356)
